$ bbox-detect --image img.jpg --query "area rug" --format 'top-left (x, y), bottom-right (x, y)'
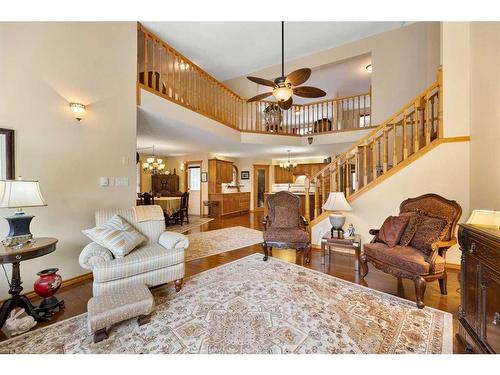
top-left (166, 216), bottom-right (214, 234)
top-left (0, 254), bottom-right (452, 354)
top-left (185, 226), bottom-right (263, 262)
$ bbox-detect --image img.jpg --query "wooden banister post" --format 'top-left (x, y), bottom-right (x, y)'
top-left (383, 129), bottom-right (388, 173)
top-left (438, 65), bottom-right (443, 138)
top-left (402, 111), bottom-right (408, 160)
top-left (314, 177), bottom-right (320, 219)
top-left (304, 177), bottom-right (311, 222)
top-left (392, 123), bottom-right (398, 167)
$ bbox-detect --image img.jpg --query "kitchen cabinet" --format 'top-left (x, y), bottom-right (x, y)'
top-left (208, 159), bottom-right (234, 194)
top-left (208, 192), bottom-right (250, 217)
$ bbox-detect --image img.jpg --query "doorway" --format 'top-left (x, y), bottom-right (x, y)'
top-left (185, 160), bottom-right (203, 216)
top-left (253, 164), bottom-right (270, 212)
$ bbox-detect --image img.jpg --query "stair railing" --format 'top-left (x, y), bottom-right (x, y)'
top-left (306, 67), bottom-right (442, 222)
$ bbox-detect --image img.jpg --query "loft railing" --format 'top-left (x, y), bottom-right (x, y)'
top-left (241, 92), bottom-right (372, 135)
top-left (305, 68), bottom-right (442, 222)
top-left (137, 23), bottom-right (373, 136)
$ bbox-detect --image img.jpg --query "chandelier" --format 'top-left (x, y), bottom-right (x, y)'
top-left (141, 145), bottom-right (167, 175)
top-left (280, 150), bottom-right (297, 172)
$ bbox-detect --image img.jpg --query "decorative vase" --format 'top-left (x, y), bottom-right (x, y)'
top-left (34, 268), bottom-right (62, 298)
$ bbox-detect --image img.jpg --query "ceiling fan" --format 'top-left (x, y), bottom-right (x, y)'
top-left (246, 21), bottom-right (326, 110)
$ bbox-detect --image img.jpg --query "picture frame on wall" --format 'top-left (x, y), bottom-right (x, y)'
top-left (241, 171), bottom-right (250, 180)
top-left (0, 128), bottom-right (15, 179)
top-left (201, 172), bottom-right (208, 182)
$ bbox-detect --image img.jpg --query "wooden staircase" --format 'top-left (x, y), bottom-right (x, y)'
top-left (305, 67), bottom-right (443, 226)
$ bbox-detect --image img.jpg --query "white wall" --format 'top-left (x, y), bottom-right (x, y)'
top-left (312, 141), bottom-right (470, 265)
top-left (0, 23), bottom-right (137, 299)
top-left (469, 22), bottom-right (500, 210)
top-left (224, 22), bottom-right (440, 125)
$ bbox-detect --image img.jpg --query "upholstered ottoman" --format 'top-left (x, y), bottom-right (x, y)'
top-left (87, 284), bottom-right (154, 343)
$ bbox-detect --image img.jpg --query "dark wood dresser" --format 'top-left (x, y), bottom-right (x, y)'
top-left (458, 224), bottom-right (500, 353)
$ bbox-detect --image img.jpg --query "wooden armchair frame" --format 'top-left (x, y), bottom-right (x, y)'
top-left (360, 193), bottom-right (462, 309)
top-left (261, 191), bottom-right (311, 263)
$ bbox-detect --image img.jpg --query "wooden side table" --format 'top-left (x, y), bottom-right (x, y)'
top-left (321, 233), bottom-right (362, 272)
top-left (0, 237), bottom-right (59, 329)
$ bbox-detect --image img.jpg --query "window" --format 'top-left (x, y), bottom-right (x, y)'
top-left (188, 166), bottom-right (201, 191)
top-left (360, 114), bottom-right (371, 128)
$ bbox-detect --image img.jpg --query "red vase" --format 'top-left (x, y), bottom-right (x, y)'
top-left (34, 268), bottom-right (62, 298)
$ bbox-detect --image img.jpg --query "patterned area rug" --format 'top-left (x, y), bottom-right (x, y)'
top-left (185, 226), bottom-right (263, 262)
top-left (0, 254), bottom-right (452, 354)
top-left (166, 216), bottom-right (214, 234)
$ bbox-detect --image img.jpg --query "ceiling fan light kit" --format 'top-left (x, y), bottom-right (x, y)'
top-left (246, 21), bottom-right (326, 110)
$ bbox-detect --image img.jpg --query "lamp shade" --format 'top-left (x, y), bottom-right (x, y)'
top-left (0, 180), bottom-right (47, 208)
top-left (322, 192), bottom-right (352, 212)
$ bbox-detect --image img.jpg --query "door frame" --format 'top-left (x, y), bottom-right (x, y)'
top-left (184, 160), bottom-right (203, 216)
top-left (253, 164), bottom-right (270, 212)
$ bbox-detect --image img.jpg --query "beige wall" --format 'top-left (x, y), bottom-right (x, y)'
top-left (312, 141), bottom-right (471, 265)
top-left (469, 22), bottom-right (500, 210)
top-left (224, 22), bottom-right (440, 125)
top-left (0, 23), bottom-right (137, 299)
top-left (441, 23), bottom-right (471, 137)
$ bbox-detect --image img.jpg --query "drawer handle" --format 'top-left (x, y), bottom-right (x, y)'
top-left (493, 312), bottom-right (500, 325)
top-left (469, 242), bottom-right (476, 253)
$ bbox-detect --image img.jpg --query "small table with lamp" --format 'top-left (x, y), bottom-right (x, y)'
top-left (320, 233), bottom-right (362, 272)
top-left (0, 179), bottom-right (63, 330)
top-left (320, 191), bottom-right (361, 272)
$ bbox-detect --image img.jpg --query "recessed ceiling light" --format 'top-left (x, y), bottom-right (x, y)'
top-left (366, 64), bottom-right (373, 73)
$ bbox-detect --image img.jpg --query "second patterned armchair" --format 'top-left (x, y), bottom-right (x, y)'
top-left (261, 191), bottom-right (311, 263)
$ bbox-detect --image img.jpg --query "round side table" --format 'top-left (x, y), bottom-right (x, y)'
top-left (0, 237), bottom-right (60, 329)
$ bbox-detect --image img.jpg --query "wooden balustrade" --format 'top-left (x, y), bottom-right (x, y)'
top-left (137, 23), bottom-right (373, 136)
top-left (306, 68), bottom-right (442, 222)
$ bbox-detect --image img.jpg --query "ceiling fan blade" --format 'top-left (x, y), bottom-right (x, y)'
top-left (293, 86), bottom-right (327, 98)
top-left (246, 76), bottom-right (277, 88)
top-left (247, 92), bottom-right (273, 102)
top-left (285, 68), bottom-right (311, 87)
top-left (278, 97), bottom-right (293, 110)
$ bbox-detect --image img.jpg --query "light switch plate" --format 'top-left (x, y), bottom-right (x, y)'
top-left (115, 177), bottom-right (129, 187)
top-left (99, 177), bottom-right (110, 187)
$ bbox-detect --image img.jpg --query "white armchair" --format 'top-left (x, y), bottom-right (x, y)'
top-left (79, 207), bottom-right (189, 296)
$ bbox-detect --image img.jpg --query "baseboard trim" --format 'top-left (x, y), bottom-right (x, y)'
top-left (1, 272), bottom-right (93, 304)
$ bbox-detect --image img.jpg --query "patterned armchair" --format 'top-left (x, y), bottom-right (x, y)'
top-left (262, 191), bottom-right (311, 263)
top-left (360, 193), bottom-right (462, 309)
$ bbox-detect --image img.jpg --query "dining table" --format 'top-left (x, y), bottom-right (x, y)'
top-left (153, 196), bottom-right (181, 217)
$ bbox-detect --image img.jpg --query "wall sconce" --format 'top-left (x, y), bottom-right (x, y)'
top-left (365, 64), bottom-right (372, 73)
top-left (180, 163), bottom-right (185, 171)
top-left (69, 103), bottom-right (86, 121)
top-left (308, 136), bottom-right (314, 145)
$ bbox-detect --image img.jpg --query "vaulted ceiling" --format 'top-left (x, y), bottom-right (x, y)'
top-left (142, 22), bottom-right (404, 81)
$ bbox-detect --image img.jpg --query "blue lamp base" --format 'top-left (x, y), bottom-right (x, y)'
top-left (3, 213), bottom-right (35, 247)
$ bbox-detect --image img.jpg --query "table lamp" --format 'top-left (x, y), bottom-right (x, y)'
top-left (322, 192), bottom-right (352, 238)
top-left (0, 179), bottom-right (47, 247)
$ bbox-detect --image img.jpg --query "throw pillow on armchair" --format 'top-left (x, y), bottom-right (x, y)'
top-left (377, 215), bottom-right (410, 247)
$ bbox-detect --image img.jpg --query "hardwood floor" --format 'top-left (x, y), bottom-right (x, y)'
top-left (0, 212), bottom-right (465, 353)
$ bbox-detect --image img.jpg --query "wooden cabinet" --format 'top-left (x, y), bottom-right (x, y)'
top-left (274, 163), bottom-right (327, 184)
top-left (208, 159), bottom-right (234, 194)
top-left (458, 224), bottom-right (500, 354)
top-left (274, 166), bottom-right (294, 183)
top-left (151, 173), bottom-right (180, 196)
top-left (208, 192), bottom-right (250, 217)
